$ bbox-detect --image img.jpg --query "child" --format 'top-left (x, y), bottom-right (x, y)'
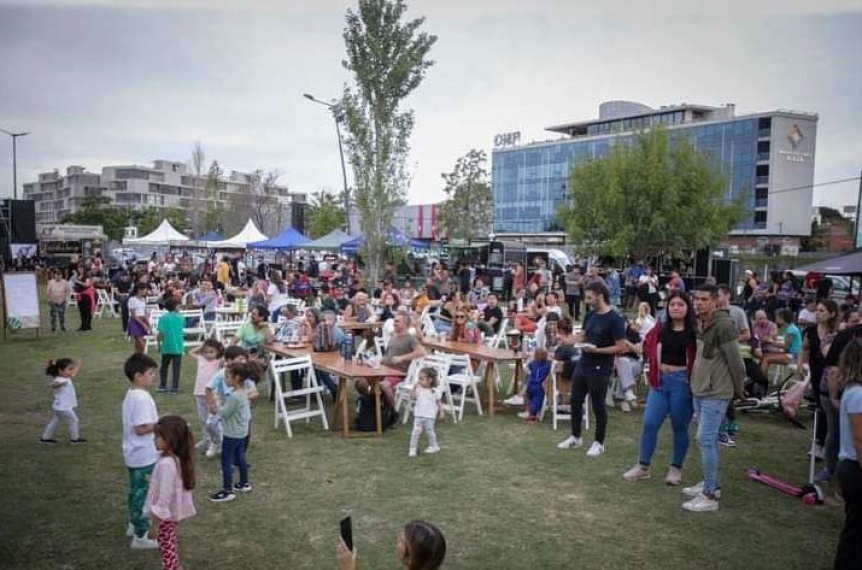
top-left (146, 415), bottom-right (197, 570)
top-left (157, 298), bottom-right (185, 394)
top-left (408, 367), bottom-right (443, 457)
top-left (189, 339), bottom-right (224, 454)
top-left (524, 348), bottom-right (552, 423)
top-left (128, 282), bottom-right (151, 354)
top-left (122, 352), bottom-right (161, 549)
top-left (204, 346), bottom-right (259, 459)
top-left (210, 361), bottom-right (258, 503)
top-left (46, 270), bottom-right (71, 333)
top-left (40, 358), bottom-right (86, 444)
top-left (337, 519), bottom-right (447, 570)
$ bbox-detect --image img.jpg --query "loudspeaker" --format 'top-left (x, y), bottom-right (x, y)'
top-left (291, 202), bottom-right (307, 235)
top-left (0, 199), bottom-right (36, 243)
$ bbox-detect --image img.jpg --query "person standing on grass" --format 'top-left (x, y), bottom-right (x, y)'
top-left (146, 415), bottom-right (196, 570)
top-left (128, 283), bottom-right (151, 354)
top-left (205, 346), bottom-right (259, 460)
top-left (622, 292), bottom-right (697, 486)
top-left (681, 284), bottom-right (746, 513)
top-left (122, 352), bottom-right (161, 549)
top-left (557, 281), bottom-right (626, 457)
top-left (408, 367), bottom-right (444, 457)
top-left (40, 358), bottom-right (86, 444)
top-left (209, 361), bottom-right (256, 503)
top-left (157, 298), bottom-right (185, 394)
top-left (189, 339), bottom-right (224, 454)
top-left (833, 338), bottom-right (862, 569)
top-left (46, 269), bottom-right (71, 333)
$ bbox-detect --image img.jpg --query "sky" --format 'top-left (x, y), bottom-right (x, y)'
top-left (1, 0), bottom-right (861, 210)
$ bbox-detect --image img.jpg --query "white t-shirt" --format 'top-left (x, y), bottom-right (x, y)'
top-left (51, 377), bottom-right (77, 411)
top-left (163, 261), bottom-right (176, 274)
top-left (638, 274), bottom-right (657, 294)
top-left (128, 296), bottom-right (147, 318)
top-left (122, 388), bottom-right (159, 468)
top-left (414, 385), bottom-right (441, 419)
top-left (267, 283), bottom-right (289, 313)
top-left (797, 308), bottom-right (817, 326)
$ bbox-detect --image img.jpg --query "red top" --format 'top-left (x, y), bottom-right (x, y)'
top-left (643, 323), bottom-right (697, 389)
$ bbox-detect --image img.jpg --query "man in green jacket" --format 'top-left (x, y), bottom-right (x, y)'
top-left (682, 284), bottom-right (746, 512)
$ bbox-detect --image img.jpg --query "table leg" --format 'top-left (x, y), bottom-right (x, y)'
top-left (373, 381), bottom-right (383, 437)
top-left (512, 359), bottom-right (523, 395)
top-left (485, 362), bottom-right (495, 418)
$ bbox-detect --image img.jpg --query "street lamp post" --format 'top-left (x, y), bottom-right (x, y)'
top-left (0, 128), bottom-right (30, 200)
top-left (302, 93), bottom-right (351, 235)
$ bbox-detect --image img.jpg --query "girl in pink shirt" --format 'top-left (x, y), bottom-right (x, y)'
top-left (147, 415), bottom-right (197, 570)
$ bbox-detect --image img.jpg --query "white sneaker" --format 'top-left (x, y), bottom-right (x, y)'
top-left (586, 442), bottom-right (605, 457)
top-left (126, 523), bottom-right (135, 537)
top-left (623, 388), bottom-right (637, 402)
top-left (681, 493), bottom-right (720, 512)
top-left (504, 395), bottom-right (525, 406)
top-left (130, 535), bottom-right (159, 549)
top-left (517, 411), bottom-right (530, 419)
top-left (205, 444), bottom-right (219, 458)
top-left (424, 445), bottom-right (440, 454)
top-left (620, 401), bottom-right (631, 412)
top-left (682, 481), bottom-right (722, 499)
top-left (557, 435), bottom-right (583, 450)
top-left (408, 448), bottom-right (417, 458)
top-left (196, 439), bottom-right (209, 451)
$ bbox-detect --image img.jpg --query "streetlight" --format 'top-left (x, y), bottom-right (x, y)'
top-left (0, 128), bottom-right (30, 200)
top-left (302, 93), bottom-right (351, 235)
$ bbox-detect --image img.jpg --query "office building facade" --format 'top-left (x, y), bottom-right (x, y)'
top-left (491, 100), bottom-right (817, 238)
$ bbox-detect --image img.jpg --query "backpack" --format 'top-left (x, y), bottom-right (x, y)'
top-left (313, 323), bottom-right (337, 352)
top-left (355, 395), bottom-right (396, 432)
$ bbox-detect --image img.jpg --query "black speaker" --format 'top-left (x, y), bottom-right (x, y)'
top-left (0, 199), bottom-right (36, 243)
top-left (291, 202), bottom-right (307, 235)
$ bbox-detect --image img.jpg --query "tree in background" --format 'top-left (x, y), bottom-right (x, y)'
top-left (307, 190), bottom-right (346, 238)
top-left (226, 169), bottom-right (283, 235)
top-left (557, 127), bottom-right (742, 260)
top-left (62, 196), bottom-right (187, 242)
top-left (339, 0), bottom-right (437, 282)
top-left (134, 207), bottom-right (187, 237)
top-left (438, 149), bottom-right (493, 241)
top-left (187, 141), bottom-right (206, 235)
top-left (202, 160), bottom-right (224, 233)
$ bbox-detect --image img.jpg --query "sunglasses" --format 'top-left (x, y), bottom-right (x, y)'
top-left (455, 315), bottom-right (466, 320)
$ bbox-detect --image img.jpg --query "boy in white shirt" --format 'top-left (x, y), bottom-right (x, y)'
top-left (121, 353), bottom-right (160, 550)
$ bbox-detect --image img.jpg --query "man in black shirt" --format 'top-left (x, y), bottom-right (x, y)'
top-left (478, 293), bottom-right (504, 336)
top-left (557, 281), bottom-right (626, 457)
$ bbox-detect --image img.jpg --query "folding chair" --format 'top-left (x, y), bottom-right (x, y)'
top-left (213, 320), bottom-right (243, 343)
top-left (394, 359), bottom-right (423, 418)
top-left (96, 288), bottom-right (119, 318)
top-left (269, 356), bottom-right (329, 437)
top-left (549, 361), bottom-right (592, 431)
top-left (144, 309), bottom-right (164, 354)
top-left (446, 354), bottom-right (484, 421)
top-left (399, 354), bottom-right (459, 424)
top-left (179, 308), bottom-right (207, 348)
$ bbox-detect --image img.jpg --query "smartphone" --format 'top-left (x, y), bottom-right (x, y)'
top-left (340, 516), bottom-right (353, 552)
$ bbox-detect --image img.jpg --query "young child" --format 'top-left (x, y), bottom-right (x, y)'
top-left (40, 358), bottom-right (86, 444)
top-left (189, 339), bottom-right (224, 455)
top-left (210, 361), bottom-right (258, 503)
top-left (408, 366), bottom-right (443, 457)
top-left (337, 519), bottom-right (447, 570)
top-left (122, 352), bottom-right (161, 549)
top-left (204, 346), bottom-right (259, 459)
top-left (157, 298), bottom-right (185, 394)
top-left (524, 348), bottom-right (552, 423)
top-left (146, 415), bottom-right (197, 570)
top-left (128, 282), bottom-right (151, 354)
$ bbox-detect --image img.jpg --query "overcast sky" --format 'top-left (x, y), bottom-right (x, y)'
top-left (1, 0), bottom-right (860, 210)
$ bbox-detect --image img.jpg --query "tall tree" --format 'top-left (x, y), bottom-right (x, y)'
top-left (437, 149), bottom-right (493, 241)
top-left (62, 195), bottom-right (130, 241)
top-left (187, 142), bottom-right (206, 235)
top-left (339, 0), bottom-right (436, 282)
top-left (202, 160), bottom-right (224, 233)
top-left (557, 127), bottom-right (743, 259)
top-left (134, 206), bottom-right (187, 237)
top-left (226, 169), bottom-right (283, 235)
top-left (307, 190), bottom-right (346, 238)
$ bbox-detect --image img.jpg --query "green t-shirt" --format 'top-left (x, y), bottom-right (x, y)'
top-left (157, 312), bottom-right (185, 355)
top-left (236, 321), bottom-right (267, 351)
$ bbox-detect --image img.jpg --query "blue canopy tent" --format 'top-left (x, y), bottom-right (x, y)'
top-left (247, 228), bottom-right (312, 250)
top-left (340, 227), bottom-right (409, 254)
top-left (196, 230), bottom-right (224, 242)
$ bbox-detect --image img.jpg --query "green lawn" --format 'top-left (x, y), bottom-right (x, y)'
top-left (0, 305), bottom-right (844, 570)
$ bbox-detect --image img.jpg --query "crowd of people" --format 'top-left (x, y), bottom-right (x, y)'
top-left (34, 250), bottom-right (862, 569)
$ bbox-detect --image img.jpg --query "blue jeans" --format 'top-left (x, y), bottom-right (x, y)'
top-left (221, 436), bottom-right (248, 492)
top-left (638, 370), bottom-right (693, 468)
top-left (693, 397), bottom-right (730, 495)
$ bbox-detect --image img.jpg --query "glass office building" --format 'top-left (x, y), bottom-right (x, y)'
top-left (492, 101), bottom-right (817, 237)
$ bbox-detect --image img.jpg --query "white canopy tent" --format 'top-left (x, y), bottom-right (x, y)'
top-left (123, 219), bottom-right (190, 246)
top-left (207, 219), bottom-right (268, 249)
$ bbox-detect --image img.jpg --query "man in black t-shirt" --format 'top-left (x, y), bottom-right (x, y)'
top-left (557, 281), bottom-right (626, 457)
top-left (478, 294), bottom-right (504, 336)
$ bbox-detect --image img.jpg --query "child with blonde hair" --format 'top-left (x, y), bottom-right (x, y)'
top-left (408, 366), bottom-right (443, 457)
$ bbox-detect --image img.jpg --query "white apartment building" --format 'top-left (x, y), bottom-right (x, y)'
top-left (23, 159), bottom-right (305, 233)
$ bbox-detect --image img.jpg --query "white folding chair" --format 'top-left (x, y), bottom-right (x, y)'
top-left (446, 354), bottom-right (484, 421)
top-left (213, 320), bottom-right (242, 343)
top-left (399, 354), bottom-right (459, 424)
top-left (178, 308), bottom-right (207, 348)
top-left (144, 309), bottom-right (164, 353)
top-left (394, 359), bottom-right (423, 418)
top-left (550, 360), bottom-right (591, 430)
top-left (95, 288), bottom-right (119, 318)
top-left (374, 337), bottom-right (387, 358)
top-left (269, 356), bottom-right (329, 437)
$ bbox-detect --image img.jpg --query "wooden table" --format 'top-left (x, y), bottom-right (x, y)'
top-left (339, 319), bottom-right (385, 332)
top-left (267, 344), bottom-right (404, 437)
top-left (420, 338), bottom-right (527, 417)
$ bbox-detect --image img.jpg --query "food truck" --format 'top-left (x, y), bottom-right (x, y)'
top-left (39, 224), bottom-right (106, 269)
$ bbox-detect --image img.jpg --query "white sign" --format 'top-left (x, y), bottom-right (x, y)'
top-left (41, 224), bottom-right (105, 239)
top-left (3, 273), bottom-right (41, 329)
top-left (494, 131), bottom-right (521, 148)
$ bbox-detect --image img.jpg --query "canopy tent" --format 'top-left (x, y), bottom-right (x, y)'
top-left (206, 220), bottom-right (268, 249)
top-left (304, 229), bottom-right (353, 251)
top-left (792, 250), bottom-right (862, 276)
top-left (409, 238), bottom-right (430, 251)
top-left (123, 219), bottom-right (190, 245)
top-left (195, 230), bottom-right (224, 242)
top-left (340, 227), bottom-right (409, 254)
top-left (247, 227), bottom-right (312, 250)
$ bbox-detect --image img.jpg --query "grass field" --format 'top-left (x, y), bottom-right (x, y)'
top-left (0, 304), bottom-right (844, 570)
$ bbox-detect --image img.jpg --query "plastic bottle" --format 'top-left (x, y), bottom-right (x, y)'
top-left (345, 332), bottom-right (354, 362)
top-left (466, 321), bottom-right (477, 344)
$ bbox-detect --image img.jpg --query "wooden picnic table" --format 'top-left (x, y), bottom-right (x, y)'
top-left (420, 338), bottom-right (527, 417)
top-left (267, 343), bottom-right (404, 437)
top-left (338, 319), bottom-right (385, 332)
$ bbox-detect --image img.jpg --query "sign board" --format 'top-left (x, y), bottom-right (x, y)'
top-left (493, 131), bottom-right (521, 148)
top-left (40, 224), bottom-right (105, 240)
top-left (2, 272), bottom-right (41, 332)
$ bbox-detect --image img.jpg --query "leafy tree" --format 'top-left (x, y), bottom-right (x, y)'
top-left (339, 0), bottom-right (437, 282)
top-left (307, 190), bottom-right (346, 238)
top-left (226, 169), bottom-right (283, 235)
top-left (62, 195), bottom-right (130, 241)
top-left (557, 127), bottom-right (743, 260)
top-left (134, 207), bottom-right (187, 237)
top-left (187, 142), bottom-right (207, 235)
top-left (438, 149), bottom-right (492, 241)
top-left (202, 160), bottom-right (224, 233)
